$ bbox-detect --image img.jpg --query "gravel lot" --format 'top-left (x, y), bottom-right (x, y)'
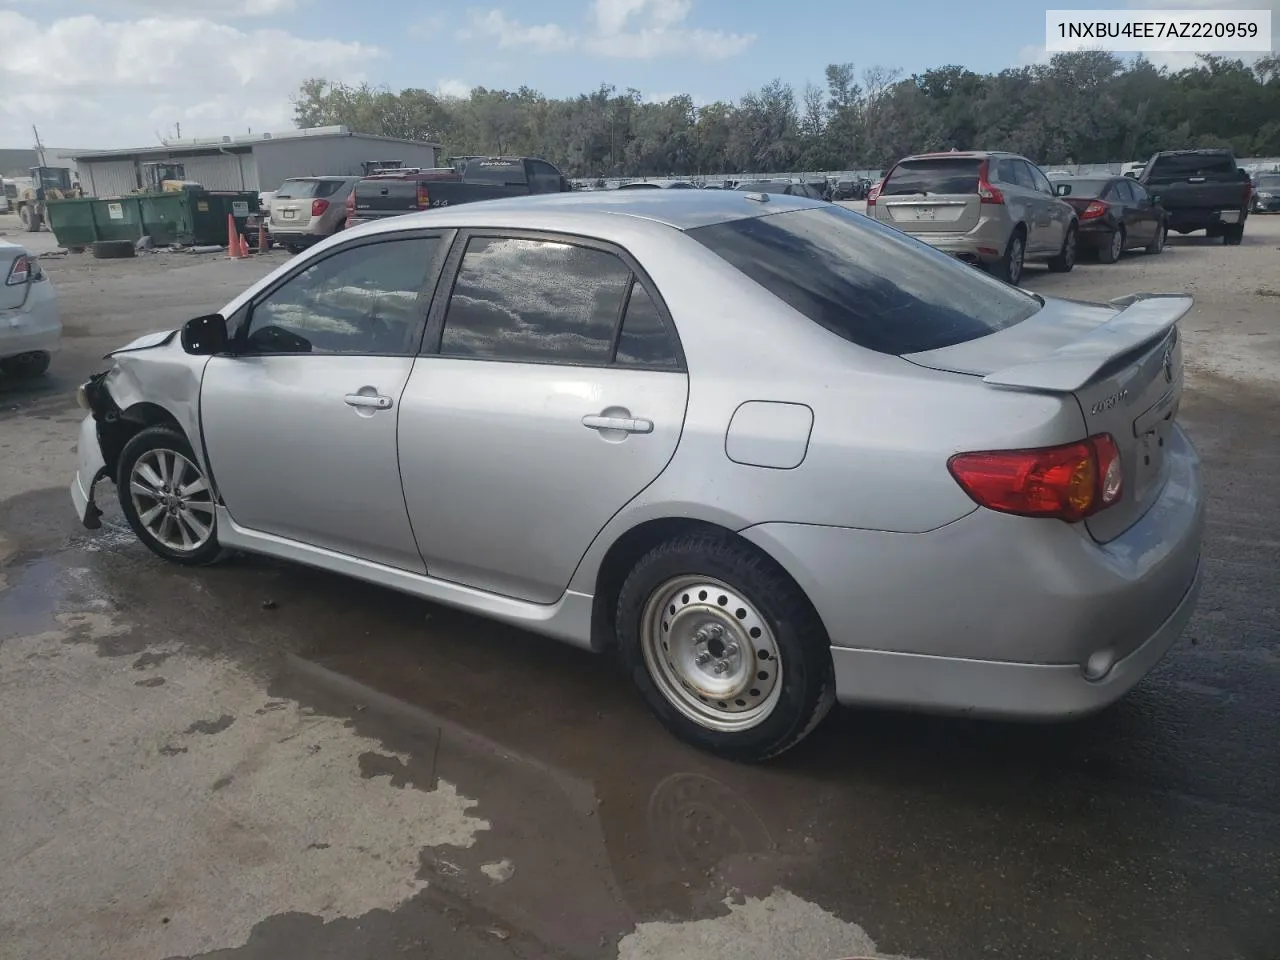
top-left (1, 210), bottom-right (1278, 960)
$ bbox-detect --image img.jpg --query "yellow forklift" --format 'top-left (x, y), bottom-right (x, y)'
top-left (14, 166), bottom-right (82, 232)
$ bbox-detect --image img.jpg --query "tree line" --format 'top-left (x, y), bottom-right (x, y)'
top-left (292, 52), bottom-right (1280, 178)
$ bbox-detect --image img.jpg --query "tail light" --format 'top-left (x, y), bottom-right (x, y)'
top-left (866, 181), bottom-right (882, 208)
top-left (1081, 200), bottom-right (1109, 220)
top-left (345, 190), bottom-right (356, 218)
top-left (948, 434), bottom-right (1123, 522)
top-left (311, 198), bottom-right (330, 217)
top-left (977, 160), bottom-right (1004, 205)
top-left (416, 183), bottom-right (431, 210)
top-left (6, 255), bottom-right (31, 286)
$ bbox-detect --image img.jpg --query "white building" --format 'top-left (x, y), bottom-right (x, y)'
top-left (69, 126), bottom-right (441, 197)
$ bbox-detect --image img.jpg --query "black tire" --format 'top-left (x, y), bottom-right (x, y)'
top-left (68, 246), bottom-right (87, 254)
top-left (117, 426), bottom-right (227, 566)
top-left (994, 228), bottom-right (1026, 285)
top-left (1046, 224), bottom-right (1077, 273)
top-left (20, 205), bottom-right (40, 232)
top-left (615, 533), bottom-right (836, 762)
top-left (92, 240), bottom-right (136, 260)
top-left (0, 351), bottom-right (50, 378)
top-left (1098, 226), bottom-right (1124, 264)
top-left (1223, 223), bottom-right (1244, 246)
top-left (1145, 222), bottom-right (1167, 255)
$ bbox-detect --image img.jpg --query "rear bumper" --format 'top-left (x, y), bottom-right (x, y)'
top-left (742, 424), bottom-right (1205, 719)
top-left (0, 310), bottom-right (61, 360)
top-left (1166, 207), bottom-right (1245, 231)
top-left (70, 414), bottom-right (108, 528)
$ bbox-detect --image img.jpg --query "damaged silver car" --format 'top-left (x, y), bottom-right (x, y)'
top-left (70, 191), bottom-right (1205, 762)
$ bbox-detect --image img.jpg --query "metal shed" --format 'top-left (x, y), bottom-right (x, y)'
top-left (69, 126), bottom-right (441, 198)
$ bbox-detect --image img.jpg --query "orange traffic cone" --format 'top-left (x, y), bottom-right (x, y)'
top-left (239, 234), bottom-right (251, 258)
top-left (226, 214), bottom-right (240, 259)
top-left (257, 219), bottom-right (268, 253)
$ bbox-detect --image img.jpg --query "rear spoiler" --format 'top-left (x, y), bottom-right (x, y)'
top-left (983, 293), bottom-right (1192, 393)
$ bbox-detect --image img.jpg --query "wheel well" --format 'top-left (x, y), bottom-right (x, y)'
top-left (588, 517), bottom-right (813, 654)
top-left (98, 401), bottom-right (185, 480)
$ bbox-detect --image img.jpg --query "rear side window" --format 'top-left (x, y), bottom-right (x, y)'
top-left (1146, 153), bottom-right (1237, 182)
top-left (687, 206), bottom-right (1042, 356)
top-left (614, 280), bottom-right (681, 370)
top-left (441, 237), bottom-right (632, 364)
top-left (274, 179), bottom-right (343, 199)
top-left (883, 158), bottom-right (981, 196)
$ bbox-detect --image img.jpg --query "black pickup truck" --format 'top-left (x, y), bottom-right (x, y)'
top-left (1135, 149), bottom-right (1252, 245)
top-left (348, 156), bottom-right (571, 225)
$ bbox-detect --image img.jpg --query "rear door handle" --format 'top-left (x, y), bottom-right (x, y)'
top-left (582, 414), bottom-right (653, 434)
top-left (345, 393), bottom-right (393, 410)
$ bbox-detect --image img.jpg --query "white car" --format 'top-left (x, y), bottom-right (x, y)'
top-left (1, 240), bottom-right (60, 378)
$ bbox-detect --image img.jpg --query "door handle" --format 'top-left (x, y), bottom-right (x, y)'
top-left (344, 393), bottom-right (393, 410)
top-left (582, 414), bottom-right (653, 434)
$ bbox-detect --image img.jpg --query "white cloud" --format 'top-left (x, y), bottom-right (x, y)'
top-left (436, 78), bottom-right (474, 99)
top-left (0, 12), bottom-right (377, 148)
top-left (96, 0), bottom-right (299, 17)
top-left (458, 0), bottom-right (754, 60)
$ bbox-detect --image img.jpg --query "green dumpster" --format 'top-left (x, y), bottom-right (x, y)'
top-left (45, 189), bottom-right (260, 249)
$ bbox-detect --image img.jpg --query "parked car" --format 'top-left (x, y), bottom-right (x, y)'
top-left (868, 151), bottom-right (1078, 284)
top-left (1135, 149), bottom-right (1250, 245)
top-left (1, 240), bottom-right (59, 378)
top-left (1051, 175), bottom-right (1168, 263)
top-left (617, 182), bottom-right (662, 190)
top-left (1251, 173), bottom-right (1280, 213)
top-left (69, 191), bottom-right (1203, 762)
top-left (266, 177), bottom-right (360, 253)
top-left (349, 156), bottom-right (571, 225)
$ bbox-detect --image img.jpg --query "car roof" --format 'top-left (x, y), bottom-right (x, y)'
top-left (355, 189), bottom-right (825, 232)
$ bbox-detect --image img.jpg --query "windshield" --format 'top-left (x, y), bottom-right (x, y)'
top-left (883, 158), bottom-right (982, 196)
top-left (687, 205), bottom-right (1041, 355)
top-left (274, 179), bottom-right (344, 199)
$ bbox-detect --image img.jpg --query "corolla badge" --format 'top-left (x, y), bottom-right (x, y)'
top-left (1090, 389), bottom-right (1128, 416)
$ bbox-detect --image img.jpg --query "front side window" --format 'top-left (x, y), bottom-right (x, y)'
top-left (687, 206), bottom-right (1042, 356)
top-left (440, 237), bottom-right (633, 364)
top-left (246, 237), bottom-right (442, 355)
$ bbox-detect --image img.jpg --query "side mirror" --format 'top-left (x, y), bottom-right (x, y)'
top-left (180, 314), bottom-right (229, 355)
top-left (1123, 171), bottom-right (1137, 179)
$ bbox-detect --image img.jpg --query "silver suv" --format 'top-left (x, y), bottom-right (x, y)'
top-left (869, 151), bottom-right (1078, 285)
top-left (267, 176), bottom-right (360, 252)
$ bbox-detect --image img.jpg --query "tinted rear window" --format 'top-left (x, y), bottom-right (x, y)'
top-left (275, 179), bottom-right (343, 199)
top-left (687, 206), bottom-right (1041, 356)
top-left (883, 158), bottom-right (981, 196)
top-left (462, 160), bottom-right (529, 186)
top-left (1054, 179), bottom-right (1111, 197)
top-left (1146, 153), bottom-right (1237, 182)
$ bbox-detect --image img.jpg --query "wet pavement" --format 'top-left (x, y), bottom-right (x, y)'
top-left (2, 221), bottom-right (1279, 960)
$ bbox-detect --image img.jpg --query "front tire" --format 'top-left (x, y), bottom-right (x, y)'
top-left (117, 427), bottom-right (225, 566)
top-left (616, 533), bottom-right (836, 762)
top-left (1145, 222), bottom-right (1167, 254)
top-left (1046, 224), bottom-right (1077, 273)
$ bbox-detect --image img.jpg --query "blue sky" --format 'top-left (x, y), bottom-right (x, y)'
top-left (0, 0), bottom-right (1274, 148)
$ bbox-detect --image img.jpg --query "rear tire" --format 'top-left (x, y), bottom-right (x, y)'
top-left (616, 533), bottom-right (836, 762)
top-left (1046, 224), bottom-right (1077, 273)
top-left (1223, 223), bottom-right (1244, 246)
top-left (0, 351), bottom-right (51, 378)
top-left (92, 240), bottom-right (136, 260)
top-left (995, 228), bottom-right (1026, 285)
top-left (1145, 222), bottom-right (1167, 255)
top-left (117, 427), bottom-right (227, 567)
top-left (1098, 226), bottom-right (1124, 264)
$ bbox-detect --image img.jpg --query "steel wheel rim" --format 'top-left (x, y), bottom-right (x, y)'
top-left (1111, 230), bottom-right (1123, 260)
top-left (640, 575), bottom-right (782, 733)
top-left (129, 448), bottom-right (215, 553)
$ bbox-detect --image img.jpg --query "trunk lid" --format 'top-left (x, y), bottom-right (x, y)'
top-left (876, 157), bottom-right (983, 235)
top-left (904, 293), bottom-right (1191, 543)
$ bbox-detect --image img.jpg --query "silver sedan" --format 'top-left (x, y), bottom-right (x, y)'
top-left (69, 191), bottom-right (1205, 762)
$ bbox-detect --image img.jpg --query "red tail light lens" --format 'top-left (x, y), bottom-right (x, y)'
top-left (1081, 200), bottom-right (1109, 220)
top-left (416, 183), bottom-right (430, 209)
top-left (6, 255), bottom-right (31, 286)
top-left (866, 181), bottom-right (882, 208)
top-left (948, 435), bottom-right (1123, 522)
top-left (311, 199), bottom-right (330, 217)
top-left (977, 160), bottom-right (1004, 205)
top-left (345, 190), bottom-right (356, 216)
